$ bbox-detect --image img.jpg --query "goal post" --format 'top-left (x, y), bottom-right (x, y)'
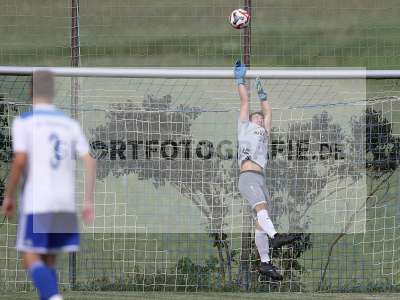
top-left (1, 66), bottom-right (400, 78)
top-left (0, 67), bottom-right (399, 292)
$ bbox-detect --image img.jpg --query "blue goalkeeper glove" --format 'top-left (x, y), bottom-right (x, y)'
top-left (256, 77), bottom-right (268, 101)
top-left (234, 59), bottom-right (246, 85)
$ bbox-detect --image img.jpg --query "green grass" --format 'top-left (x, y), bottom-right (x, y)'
top-left (1, 291), bottom-right (400, 300)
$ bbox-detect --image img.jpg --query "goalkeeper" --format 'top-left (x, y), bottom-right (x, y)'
top-left (235, 59), bottom-right (298, 280)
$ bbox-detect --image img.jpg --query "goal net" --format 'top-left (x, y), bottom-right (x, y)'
top-left (0, 69), bottom-right (399, 292)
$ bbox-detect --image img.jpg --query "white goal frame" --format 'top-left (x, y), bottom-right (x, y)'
top-left (1, 66), bottom-right (400, 79)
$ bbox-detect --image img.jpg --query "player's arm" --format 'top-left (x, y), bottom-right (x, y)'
top-left (2, 118), bottom-right (28, 218)
top-left (75, 123), bottom-right (96, 224)
top-left (234, 59), bottom-right (249, 122)
top-left (261, 101), bottom-right (272, 135)
top-left (75, 122), bottom-right (96, 224)
top-left (4, 153), bottom-right (28, 198)
top-left (81, 153), bottom-right (96, 224)
top-left (2, 153), bottom-right (28, 218)
top-left (256, 77), bottom-right (272, 135)
top-left (238, 84), bottom-right (249, 122)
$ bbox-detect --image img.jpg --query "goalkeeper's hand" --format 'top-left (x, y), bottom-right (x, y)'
top-left (234, 59), bottom-right (246, 85)
top-left (256, 77), bottom-right (268, 101)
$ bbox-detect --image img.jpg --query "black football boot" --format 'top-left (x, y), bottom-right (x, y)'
top-left (259, 262), bottom-right (283, 281)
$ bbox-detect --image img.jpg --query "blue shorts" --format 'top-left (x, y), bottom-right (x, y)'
top-left (17, 213), bottom-right (80, 254)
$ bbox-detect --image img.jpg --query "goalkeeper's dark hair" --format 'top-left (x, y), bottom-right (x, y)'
top-left (31, 70), bottom-right (55, 99)
top-left (250, 111), bottom-right (264, 120)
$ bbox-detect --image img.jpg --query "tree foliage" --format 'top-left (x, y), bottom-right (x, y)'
top-left (0, 96), bottom-right (16, 205)
top-left (91, 95), bottom-right (236, 286)
top-left (318, 105), bottom-right (400, 290)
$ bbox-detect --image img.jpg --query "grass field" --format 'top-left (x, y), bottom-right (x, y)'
top-left (0, 0), bottom-right (400, 297)
top-left (1, 291), bottom-right (400, 300)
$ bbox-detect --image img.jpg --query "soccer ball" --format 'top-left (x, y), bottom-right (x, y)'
top-left (229, 9), bottom-right (250, 29)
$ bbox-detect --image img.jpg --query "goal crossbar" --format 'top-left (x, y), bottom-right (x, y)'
top-left (1, 66), bottom-right (400, 79)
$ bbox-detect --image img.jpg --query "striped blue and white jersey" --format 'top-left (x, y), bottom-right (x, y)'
top-left (12, 104), bottom-right (89, 214)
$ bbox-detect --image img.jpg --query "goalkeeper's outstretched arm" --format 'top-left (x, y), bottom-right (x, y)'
top-left (261, 101), bottom-right (272, 135)
top-left (234, 59), bottom-right (249, 122)
top-left (256, 77), bottom-right (272, 135)
top-left (238, 84), bottom-right (249, 122)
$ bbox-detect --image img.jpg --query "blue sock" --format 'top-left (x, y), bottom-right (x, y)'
top-left (28, 262), bottom-right (59, 300)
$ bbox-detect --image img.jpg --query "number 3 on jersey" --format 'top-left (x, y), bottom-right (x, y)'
top-left (49, 133), bottom-right (63, 169)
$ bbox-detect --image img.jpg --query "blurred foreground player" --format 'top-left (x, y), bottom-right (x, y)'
top-left (2, 70), bottom-right (96, 300)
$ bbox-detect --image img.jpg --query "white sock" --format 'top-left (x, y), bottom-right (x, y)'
top-left (49, 294), bottom-right (63, 300)
top-left (255, 229), bottom-right (270, 263)
top-left (256, 209), bottom-right (277, 239)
